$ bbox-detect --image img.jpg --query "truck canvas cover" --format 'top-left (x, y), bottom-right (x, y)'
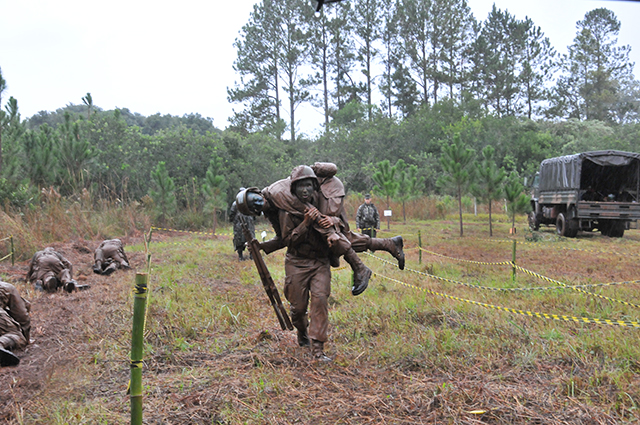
top-left (538, 150), bottom-right (640, 192)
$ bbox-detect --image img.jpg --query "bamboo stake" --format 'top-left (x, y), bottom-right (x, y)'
top-left (10, 236), bottom-right (14, 266)
top-left (130, 273), bottom-right (149, 425)
top-left (418, 230), bottom-right (422, 265)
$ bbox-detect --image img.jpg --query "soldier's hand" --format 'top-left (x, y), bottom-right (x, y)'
top-left (304, 206), bottom-right (320, 225)
top-left (317, 215), bottom-right (333, 228)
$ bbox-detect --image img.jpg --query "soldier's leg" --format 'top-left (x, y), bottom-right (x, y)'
top-left (284, 261), bottom-right (311, 347)
top-left (42, 271), bottom-right (59, 292)
top-left (346, 231), bottom-right (405, 270)
top-left (94, 248), bottom-right (106, 274)
top-left (343, 249), bottom-right (372, 296)
top-left (308, 261), bottom-right (332, 361)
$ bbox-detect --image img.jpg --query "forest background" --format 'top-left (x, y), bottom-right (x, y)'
top-left (0, 0), bottom-right (639, 231)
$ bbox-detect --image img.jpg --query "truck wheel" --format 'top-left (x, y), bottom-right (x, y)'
top-left (599, 220), bottom-right (611, 236)
top-left (609, 221), bottom-right (625, 238)
top-left (556, 213), bottom-right (578, 237)
top-left (528, 211), bottom-right (539, 231)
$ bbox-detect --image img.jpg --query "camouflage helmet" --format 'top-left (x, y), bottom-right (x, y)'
top-left (289, 165), bottom-right (319, 194)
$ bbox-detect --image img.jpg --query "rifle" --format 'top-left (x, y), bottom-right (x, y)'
top-left (240, 216), bottom-right (293, 331)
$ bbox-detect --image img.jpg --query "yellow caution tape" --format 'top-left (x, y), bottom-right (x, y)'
top-left (418, 246), bottom-right (512, 266)
top-left (372, 271), bottom-right (640, 329)
top-left (514, 265), bottom-right (640, 309)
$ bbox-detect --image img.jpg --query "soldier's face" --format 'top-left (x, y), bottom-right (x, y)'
top-left (295, 179), bottom-right (315, 203)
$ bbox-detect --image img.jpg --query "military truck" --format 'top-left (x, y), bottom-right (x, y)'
top-left (529, 150), bottom-right (640, 238)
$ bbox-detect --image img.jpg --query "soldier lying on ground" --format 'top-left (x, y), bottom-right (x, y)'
top-left (236, 163), bottom-right (404, 296)
top-left (0, 281), bottom-right (31, 366)
top-left (26, 247), bottom-right (83, 293)
top-left (93, 239), bottom-right (130, 275)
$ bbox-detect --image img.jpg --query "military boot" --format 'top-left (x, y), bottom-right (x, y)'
top-left (64, 280), bottom-right (76, 293)
top-left (0, 347), bottom-right (20, 367)
top-left (93, 261), bottom-right (103, 274)
top-left (311, 340), bottom-right (331, 362)
top-left (103, 263), bottom-right (118, 276)
top-left (369, 236), bottom-right (405, 270)
top-left (343, 249), bottom-right (372, 296)
top-left (297, 328), bottom-right (310, 347)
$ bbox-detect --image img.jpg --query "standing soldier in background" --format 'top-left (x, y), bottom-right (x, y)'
top-left (229, 187), bottom-right (255, 261)
top-left (0, 281), bottom-right (31, 366)
top-left (356, 194), bottom-right (380, 238)
top-left (93, 239), bottom-right (130, 275)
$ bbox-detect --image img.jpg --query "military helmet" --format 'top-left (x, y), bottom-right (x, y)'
top-left (289, 165), bottom-right (319, 194)
top-left (236, 187), bottom-right (263, 216)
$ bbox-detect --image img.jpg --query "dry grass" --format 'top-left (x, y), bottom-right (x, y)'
top-left (1, 202), bottom-right (640, 424)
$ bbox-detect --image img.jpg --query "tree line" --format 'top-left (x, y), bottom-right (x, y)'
top-left (229, 2), bottom-right (639, 142)
top-left (0, 4), bottom-right (639, 229)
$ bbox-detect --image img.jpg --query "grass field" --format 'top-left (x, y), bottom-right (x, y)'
top-left (1, 212), bottom-right (639, 424)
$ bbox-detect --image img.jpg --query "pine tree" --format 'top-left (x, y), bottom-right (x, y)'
top-left (437, 134), bottom-right (475, 236)
top-left (149, 161), bottom-right (177, 226)
top-left (471, 145), bottom-right (506, 236)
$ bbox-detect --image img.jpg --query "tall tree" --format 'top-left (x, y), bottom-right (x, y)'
top-left (309, 9), bottom-right (332, 126)
top-left (353, 0), bottom-right (382, 119)
top-left (473, 5), bottom-right (524, 116)
top-left (81, 92), bottom-right (93, 120)
top-left (471, 145), bottom-right (506, 236)
top-left (379, 0), bottom-right (401, 117)
top-left (228, 0), bottom-right (284, 135)
top-left (278, 0), bottom-right (314, 143)
top-left (398, 0), bottom-right (433, 105)
top-left (327, 2), bottom-right (358, 110)
top-left (519, 20), bottom-right (556, 119)
top-left (430, 0), bottom-right (475, 103)
top-left (551, 8), bottom-right (635, 122)
top-left (437, 134), bottom-right (475, 236)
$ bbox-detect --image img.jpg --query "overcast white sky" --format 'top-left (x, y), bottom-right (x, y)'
top-left (1, 0), bottom-right (638, 135)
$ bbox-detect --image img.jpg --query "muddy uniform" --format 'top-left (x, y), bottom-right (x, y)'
top-left (94, 239), bottom-right (130, 275)
top-left (280, 194), bottom-right (332, 347)
top-left (27, 247), bottom-right (75, 292)
top-left (0, 281), bottom-right (31, 365)
top-left (229, 201), bottom-right (255, 261)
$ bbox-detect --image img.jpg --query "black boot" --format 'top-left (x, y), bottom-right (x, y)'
top-left (369, 236), bottom-right (405, 270)
top-left (344, 249), bottom-right (372, 296)
top-left (297, 328), bottom-right (310, 347)
top-left (0, 347), bottom-right (20, 367)
top-left (237, 250), bottom-right (244, 261)
top-left (93, 261), bottom-right (103, 274)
